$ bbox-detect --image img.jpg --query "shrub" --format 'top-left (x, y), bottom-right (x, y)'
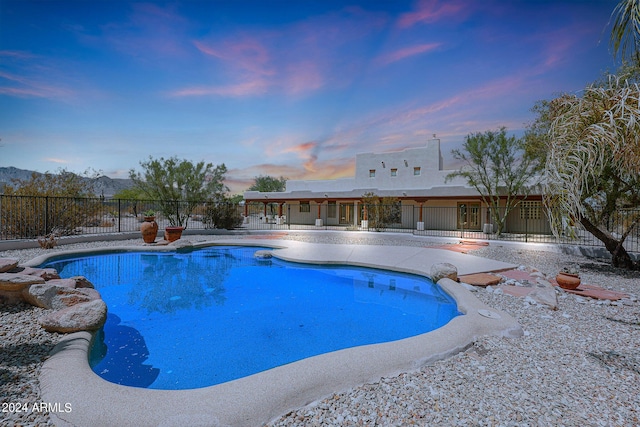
top-left (202, 200), bottom-right (243, 230)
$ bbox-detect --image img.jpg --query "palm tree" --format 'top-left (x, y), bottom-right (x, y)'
top-left (545, 75), bottom-right (640, 270)
top-left (610, 0), bottom-right (640, 63)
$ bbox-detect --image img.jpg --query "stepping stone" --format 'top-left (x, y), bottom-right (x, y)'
top-left (500, 269), bottom-right (538, 281)
top-left (554, 283), bottom-right (629, 301)
top-left (458, 273), bottom-right (501, 287)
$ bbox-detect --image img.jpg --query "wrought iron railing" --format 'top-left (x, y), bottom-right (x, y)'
top-left (1, 195), bottom-right (638, 253)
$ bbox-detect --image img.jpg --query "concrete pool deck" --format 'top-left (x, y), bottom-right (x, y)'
top-left (34, 238), bottom-right (523, 427)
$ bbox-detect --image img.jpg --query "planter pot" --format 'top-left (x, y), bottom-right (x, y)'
top-left (140, 217), bottom-right (158, 244)
top-left (556, 272), bottom-right (581, 290)
top-left (164, 226), bottom-right (184, 242)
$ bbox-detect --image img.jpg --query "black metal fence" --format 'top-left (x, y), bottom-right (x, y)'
top-left (1, 195), bottom-right (638, 254)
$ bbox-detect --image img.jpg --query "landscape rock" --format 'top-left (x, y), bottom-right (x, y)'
top-left (0, 258), bottom-right (20, 273)
top-left (430, 262), bottom-right (458, 282)
top-left (39, 299), bottom-right (108, 333)
top-left (22, 284), bottom-right (100, 310)
top-left (0, 273), bottom-right (46, 292)
top-left (23, 267), bottom-right (61, 280)
top-left (70, 276), bottom-right (94, 288)
top-left (44, 278), bottom-right (77, 288)
top-left (528, 278), bottom-right (559, 310)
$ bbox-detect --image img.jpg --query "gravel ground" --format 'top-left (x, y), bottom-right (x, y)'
top-left (1, 232), bottom-right (639, 427)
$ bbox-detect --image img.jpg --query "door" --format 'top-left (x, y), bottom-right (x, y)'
top-left (339, 204), bottom-right (353, 225)
top-left (457, 202), bottom-right (481, 230)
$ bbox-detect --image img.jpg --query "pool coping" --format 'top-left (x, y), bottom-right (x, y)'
top-left (34, 239), bottom-right (523, 427)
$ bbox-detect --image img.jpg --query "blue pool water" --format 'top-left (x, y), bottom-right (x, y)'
top-left (41, 246), bottom-right (461, 390)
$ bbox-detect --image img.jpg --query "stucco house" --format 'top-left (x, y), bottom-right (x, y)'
top-left (243, 137), bottom-right (548, 234)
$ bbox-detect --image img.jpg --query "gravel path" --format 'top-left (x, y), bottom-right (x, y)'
top-left (1, 232), bottom-right (639, 427)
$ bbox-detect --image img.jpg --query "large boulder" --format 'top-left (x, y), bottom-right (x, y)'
top-left (20, 267), bottom-right (61, 280)
top-left (0, 258), bottom-right (19, 273)
top-left (430, 263), bottom-right (458, 283)
top-left (23, 284), bottom-right (101, 310)
top-left (0, 273), bottom-right (46, 292)
top-left (39, 299), bottom-right (108, 333)
top-left (43, 278), bottom-right (77, 289)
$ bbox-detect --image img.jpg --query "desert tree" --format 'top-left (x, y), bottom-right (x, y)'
top-left (446, 127), bottom-right (542, 236)
top-left (130, 156), bottom-right (228, 228)
top-left (610, 0), bottom-right (640, 64)
top-left (544, 75), bottom-right (640, 269)
top-left (361, 192), bottom-right (400, 231)
top-left (247, 175), bottom-right (287, 192)
top-left (1, 169), bottom-right (100, 237)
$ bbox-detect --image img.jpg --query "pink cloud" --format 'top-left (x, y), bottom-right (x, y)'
top-left (171, 79), bottom-right (269, 98)
top-left (194, 38), bottom-right (274, 76)
top-left (397, 0), bottom-right (468, 28)
top-left (175, 6), bottom-right (389, 98)
top-left (282, 141), bottom-right (317, 155)
top-left (0, 70), bottom-right (75, 100)
top-left (228, 157), bottom-right (356, 193)
top-left (376, 42), bottom-right (442, 65)
top-left (283, 61), bottom-right (324, 95)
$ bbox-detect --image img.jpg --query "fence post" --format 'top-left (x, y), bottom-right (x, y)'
top-left (45, 196), bottom-right (49, 234)
top-left (525, 214), bottom-right (528, 243)
top-left (118, 199), bottom-right (122, 233)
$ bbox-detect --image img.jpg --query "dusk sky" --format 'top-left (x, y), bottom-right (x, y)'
top-left (0, 0), bottom-right (619, 194)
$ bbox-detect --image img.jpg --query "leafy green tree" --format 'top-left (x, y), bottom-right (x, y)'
top-left (227, 194), bottom-right (244, 204)
top-left (129, 156), bottom-right (228, 228)
top-left (523, 100), bottom-right (554, 166)
top-left (446, 128), bottom-right (541, 236)
top-left (112, 187), bottom-right (148, 218)
top-left (1, 169), bottom-right (100, 237)
top-left (247, 175), bottom-right (287, 192)
top-left (545, 74), bottom-right (640, 269)
top-left (610, 0), bottom-right (640, 64)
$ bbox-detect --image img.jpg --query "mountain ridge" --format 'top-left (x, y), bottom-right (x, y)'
top-left (0, 167), bottom-right (134, 197)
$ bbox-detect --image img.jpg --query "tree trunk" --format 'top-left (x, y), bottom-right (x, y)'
top-left (580, 217), bottom-right (638, 270)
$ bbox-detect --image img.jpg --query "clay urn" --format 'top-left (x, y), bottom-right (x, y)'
top-left (556, 272), bottom-right (581, 290)
top-left (140, 216), bottom-right (158, 244)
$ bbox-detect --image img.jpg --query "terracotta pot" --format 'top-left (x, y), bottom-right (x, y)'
top-left (556, 272), bottom-right (581, 290)
top-left (140, 217), bottom-right (158, 244)
top-left (164, 226), bottom-right (184, 242)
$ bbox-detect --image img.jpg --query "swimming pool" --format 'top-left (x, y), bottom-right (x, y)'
top-left (41, 245), bottom-right (460, 389)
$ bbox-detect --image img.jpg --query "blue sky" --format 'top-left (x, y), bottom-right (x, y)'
top-left (0, 0), bottom-right (619, 194)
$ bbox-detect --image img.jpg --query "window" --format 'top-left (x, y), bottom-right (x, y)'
top-left (520, 201), bottom-right (541, 220)
top-left (390, 168), bottom-right (397, 177)
top-left (299, 201), bottom-right (310, 213)
top-left (328, 201), bottom-right (337, 218)
top-left (369, 169), bottom-right (376, 178)
top-left (413, 167), bottom-right (421, 176)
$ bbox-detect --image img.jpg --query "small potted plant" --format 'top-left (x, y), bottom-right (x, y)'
top-left (143, 210), bottom-right (156, 222)
top-left (140, 210), bottom-right (158, 244)
top-left (556, 265), bottom-right (581, 290)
